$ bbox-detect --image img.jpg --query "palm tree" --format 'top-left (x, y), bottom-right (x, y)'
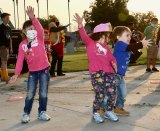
top-left (16, 0), bottom-right (19, 29)
top-left (47, 0), bottom-right (49, 19)
top-left (67, 0), bottom-right (71, 31)
top-left (12, 0), bottom-right (16, 28)
top-left (36, 0), bottom-right (39, 18)
top-left (24, 0), bottom-right (26, 20)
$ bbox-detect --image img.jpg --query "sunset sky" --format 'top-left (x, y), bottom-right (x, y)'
top-left (0, 0), bottom-right (160, 30)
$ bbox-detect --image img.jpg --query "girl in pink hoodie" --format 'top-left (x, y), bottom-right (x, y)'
top-left (9, 6), bottom-right (50, 123)
top-left (74, 13), bottom-right (118, 123)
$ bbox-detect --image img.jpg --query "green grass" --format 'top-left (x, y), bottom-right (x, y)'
top-left (63, 50), bottom-right (89, 72)
top-left (135, 48), bottom-right (160, 65)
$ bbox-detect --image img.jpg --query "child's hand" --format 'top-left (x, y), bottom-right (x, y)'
top-left (26, 6), bottom-right (35, 19)
top-left (112, 61), bottom-right (117, 73)
top-left (73, 13), bottom-right (83, 28)
top-left (8, 75), bottom-right (18, 84)
top-left (141, 37), bottom-right (152, 48)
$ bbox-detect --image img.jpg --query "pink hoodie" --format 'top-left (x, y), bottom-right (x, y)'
top-left (15, 18), bottom-right (50, 75)
top-left (79, 27), bottom-right (117, 74)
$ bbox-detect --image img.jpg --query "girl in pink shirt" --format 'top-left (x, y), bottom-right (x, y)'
top-left (9, 6), bottom-right (50, 123)
top-left (74, 13), bottom-right (118, 123)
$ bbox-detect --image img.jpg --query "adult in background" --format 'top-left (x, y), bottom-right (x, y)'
top-left (128, 22), bottom-right (143, 64)
top-left (144, 18), bottom-right (159, 72)
top-left (48, 16), bottom-right (69, 77)
top-left (0, 13), bottom-right (13, 82)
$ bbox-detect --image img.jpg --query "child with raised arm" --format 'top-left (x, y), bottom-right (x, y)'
top-left (8, 6), bottom-right (51, 123)
top-left (74, 13), bottom-right (118, 123)
top-left (113, 26), bottom-right (151, 115)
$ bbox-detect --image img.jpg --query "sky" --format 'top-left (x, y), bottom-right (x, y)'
top-left (0, 0), bottom-right (160, 31)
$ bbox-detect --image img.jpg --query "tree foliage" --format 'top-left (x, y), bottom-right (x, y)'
top-left (131, 11), bottom-right (156, 32)
top-left (84, 0), bottom-right (135, 29)
top-left (83, 0), bottom-right (157, 32)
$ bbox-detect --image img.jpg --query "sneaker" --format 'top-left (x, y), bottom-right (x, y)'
top-left (114, 108), bottom-right (130, 116)
top-left (104, 111), bottom-right (119, 122)
top-left (152, 67), bottom-right (159, 72)
top-left (93, 112), bottom-right (104, 123)
top-left (38, 111), bottom-right (51, 121)
top-left (21, 113), bottom-right (30, 123)
top-left (146, 68), bottom-right (152, 72)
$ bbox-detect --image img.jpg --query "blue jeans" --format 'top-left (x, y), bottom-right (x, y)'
top-left (24, 67), bottom-right (50, 114)
top-left (115, 74), bottom-right (127, 108)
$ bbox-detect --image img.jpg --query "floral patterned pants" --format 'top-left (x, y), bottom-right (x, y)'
top-left (91, 70), bottom-right (117, 113)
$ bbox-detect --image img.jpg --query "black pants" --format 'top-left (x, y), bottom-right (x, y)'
top-left (50, 51), bottom-right (63, 75)
top-left (130, 51), bottom-right (142, 64)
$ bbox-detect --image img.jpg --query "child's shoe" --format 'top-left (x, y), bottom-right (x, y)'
top-left (114, 108), bottom-right (130, 116)
top-left (21, 113), bottom-right (30, 123)
top-left (38, 111), bottom-right (51, 121)
top-left (93, 112), bottom-right (104, 123)
top-left (104, 110), bottom-right (119, 122)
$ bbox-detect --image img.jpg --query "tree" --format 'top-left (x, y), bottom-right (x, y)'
top-left (131, 11), bottom-right (156, 32)
top-left (83, 0), bottom-right (136, 29)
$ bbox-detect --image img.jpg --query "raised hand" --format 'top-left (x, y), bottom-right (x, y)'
top-left (141, 37), bottom-right (152, 48)
top-left (73, 13), bottom-right (83, 28)
top-left (26, 6), bottom-right (35, 19)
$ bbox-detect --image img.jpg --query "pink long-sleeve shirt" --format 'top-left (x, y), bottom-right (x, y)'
top-left (15, 18), bottom-right (50, 75)
top-left (79, 27), bottom-right (117, 74)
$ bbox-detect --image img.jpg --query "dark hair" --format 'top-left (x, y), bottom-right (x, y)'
top-left (1, 13), bottom-right (10, 19)
top-left (128, 22), bottom-right (134, 26)
top-left (112, 26), bottom-right (131, 41)
top-left (22, 20), bottom-right (32, 30)
top-left (90, 32), bottom-right (110, 41)
top-left (151, 18), bottom-right (158, 22)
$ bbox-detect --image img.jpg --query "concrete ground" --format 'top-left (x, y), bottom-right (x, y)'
top-left (0, 65), bottom-right (160, 131)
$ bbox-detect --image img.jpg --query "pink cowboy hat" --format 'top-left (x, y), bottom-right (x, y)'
top-left (93, 23), bottom-right (112, 33)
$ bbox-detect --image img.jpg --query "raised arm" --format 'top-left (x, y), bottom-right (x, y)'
top-left (26, 6), bottom-right (44, 41)
top-left (126, 37), bottom-right (152, 51)
top-left (73, 13), bottom-right (92, 46)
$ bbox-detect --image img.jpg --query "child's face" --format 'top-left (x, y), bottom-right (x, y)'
top-left (105, 33), bottom-right (111, 43)
top-left (117, 31), bottom-right (131, 44)
top-left (23, 25), bottom-right (37, 40)
top-left (44, 33), bottom-right (49, 40)
top-left (24, 25), bottom-right (35, 33)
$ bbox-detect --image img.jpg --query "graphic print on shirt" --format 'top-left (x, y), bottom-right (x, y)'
top-left (22, 38), bottom-right (38, 56)
top-left (122, 53), bottom-right (131, 69)
top-left (95, 43), bottom-right (107, 56)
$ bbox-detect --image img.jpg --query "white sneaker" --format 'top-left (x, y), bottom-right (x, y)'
top-left (93, 112), bottom-right (104, 123)
top-left (104, 111), bottom-right (119, 122)
top-left (38, 111), bottom-right (51, 121)
top-left (21, 113), bottom-right (30, 123)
